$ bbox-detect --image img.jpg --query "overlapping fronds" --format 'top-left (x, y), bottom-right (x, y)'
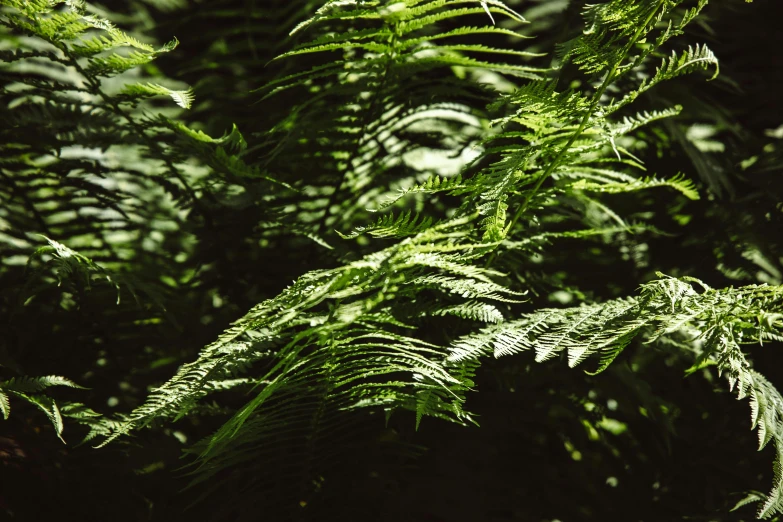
top-left (90, 216), bottom-right (517, 514)
top-left (0, 0), bottom-right (266, 450)
top-left (2, 0), bottom-right (779, 520)
top-left (0, 0), bottom-right (282, 265)
top-left (415, 0), bottom-right (717, 244)
top-left (100, 217), bottom-right (508, 441)
top-left (257, 0), bottom-right (545, 236)
top-left (85, 1), bottom-right (782, 519)
top-left (0, 0), bottom-right (189, 262)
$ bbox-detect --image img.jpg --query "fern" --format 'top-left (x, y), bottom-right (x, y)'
top-left (24, 236), bottom-right (125, 303)
top-left (449, 274), bottom-right (783, 516)
top-left (258, 0), bottom-right (545, 238)
top-left (0, 373), bottom-right (85, 442)
top-left (338, 209), bottom-right (435, 238)
top-left (1, 0), bottom-right (780, 520)
top-left (90, 1), bottom-right (781, 518)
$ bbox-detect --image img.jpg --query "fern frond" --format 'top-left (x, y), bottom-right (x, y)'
top-left (25, 236), bottom-right (126, 304)
top-left (121, 83), bottom-right (194, 109)
top-left (400, 25), bottom-right (531, 48)
top-left (449, 274), bottom-right (783, 515)
top-left (406, 274), bottom-right (527, 303)
top-left (608, 44), bottom-right (719, 113)
top-left (0, 390), bottom-right (10, 420)
top-left (1, 375), bottom-right (85, 393)
top-left (397, 5), bottom-right (522, 36)
top-left (70, 22), bottom-right (155, 55)
top-left (159, 118), bottom-right (247, 152)
top-left (337, 210), bottom-right (435, 239)
top-left (289, 1), bottom-right (380, 36)
top-left (85, 42), bottom-right (176, 77)
top-left (432, 300), bottom-right (504, 323)
top-left (260, 0), bottom-right (541, 234)
top-left (376, 174), bottom-right (465, 210)
top-left (571, 173), bottom-right (699, 200)
top-left (12, 0), bottom-right (766, 519)
top-left (608, 106), bottom-right (684, 136)
top-left (0, 373), bottom-right (86, 441)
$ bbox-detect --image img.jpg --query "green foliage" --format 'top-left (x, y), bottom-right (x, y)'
top-left (0, 374), bottom-right (84, 441)
top-left (449, 275), bottom-right (783, 516)
top-left (24, 236), bottom-right (125, 303)
top-left (1, 0), bottom-right (782, 520)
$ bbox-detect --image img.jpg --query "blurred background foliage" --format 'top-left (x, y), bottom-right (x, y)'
top-left (1, 0), bottom-right (782, 521)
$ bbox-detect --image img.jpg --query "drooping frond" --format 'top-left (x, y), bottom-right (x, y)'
top-left (0, 373), bottom-right (85, 441)
top-left (449, 274), bottom-right (783, 516)
top-left (84, 215), bottom-right (530, 513)
top-left (570, 173), bottom-right (699, 201)
top-left (98, 218), bottom-right (509, 443)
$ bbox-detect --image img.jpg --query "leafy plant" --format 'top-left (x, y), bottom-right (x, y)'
top-left (1, 0), bottom-right (782, 521)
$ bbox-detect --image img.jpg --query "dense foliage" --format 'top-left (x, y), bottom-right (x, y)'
top-left (2, 0), bottom-right (783, 520)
